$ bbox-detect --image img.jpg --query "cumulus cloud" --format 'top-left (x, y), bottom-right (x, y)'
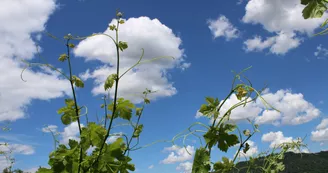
top-left (207, 15), bottom-right (239, 41)
top-left (0, 142), bottom-right (35, 170)
top-left (148, 165), bottom-right (154, 169)
top-left (176, 161), bottom-right (192, 173)
top-left (257, 89), bottom-right (320, 125)
top-left (74, 16), bottom-right (187, 103)
top-left (244, 32), bottom-right (301, 55)
top-left (161, 145), bottom-right (195, 164)
top-left (0, 0), bottom-right (71, 122)
top-left (311, 118), bottom-right (328, 142)
top-left (242, 0), bottom-right (327, 55)
top-left (197, 89), bottom-right (320, 126)
top-left (316, 118), bottom-right (328, 130)
top-left (262, 131), bottom-right (309, 153)
top-left (60, 122), bottom-right (84, 144)
top-left (262, 131), bottom-right (294, 148)
top-left (0, 142), bottom-right (35, 155)
top-left (42, 125), bottom-right (58, 133)
top-left (314, 44), bottom-right (328, 60)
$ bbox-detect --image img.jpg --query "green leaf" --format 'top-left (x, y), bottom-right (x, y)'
top-left (203, 127), bottom-right (218, 150)
top-left (243, 142), bottom-right (250, 154)
top-left (136, 108), bottom-right (142, 116)
top-left (236, 86), bottom-right (248, 100)
top-left (100, 104), bottom-right (105, 108)
top-left (68, 139), bottom-right (78, 149)
top-left (224, 124), bottom-right (237, 132)
top-left (191, 147), bottom-right (211, 173)
top-left (302, 0), bottom-right (327, 19)
top-left (199, 97), bottom-right (220, 118)
top-left (58, 54), bottom-right (68, 62)
top-left (68, 43), bottom-right (75, 48)
top-left (144, 98), bottom-right (150, 104)
top-left (218, 132), bottom-right (239, 152)
top-left (108, 98), bottom-right (135, 120)
top-left (133, 124), bottom-right (143, 138)
top-left (104, 74), bottom-right (117, 91)
top-left (205, 97), bottom-right (215, 104)
top-left (104, 138), bottom-right (125, 161)
top-left (118, 41), bottom-right (128, 51)
top-left (61, 114), bottom-right (72, 125)
top-left (119, 20), bottom-right (125, 24)
top-left (57, 99), bottom-right (79, 125)
top-left (72, 75), bottom-right (84, 88)
top-left (301, 0), bottom-right (312, 5)
top-left (109, 24), bottom-right (116, 31)
top-left (243, 129), bottom-right (251, 136)
top-left (204, 124), bottom-right (239, 153)
top-left (81, 122), bottom-right (107, 148)
top-left (213, 157), bottom-right (234, 173)
top-left (36, 168), bottom-right (53, 173)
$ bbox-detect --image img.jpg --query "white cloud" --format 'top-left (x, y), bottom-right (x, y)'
top-left (161, 145), bottom-right (195, 164)
top-left (74, 16), bottom-right (186, 103)
top-left (176, 161), bottom-right (192, 173)
top-left (244, 31), bottom-right (301, 55)
top-left (207, 15), bottom-right (239, 41)
top-left (0, 157), bottom-right (10, 171)
top-left (0, 142), bottom-right (35, 155)
top-left (262, 131), bottom-right (309, 153)
top-left (0, 142), bottom-right (35, 170)
top-left (42, 125), bottom-right (58, 133)
top-left (0, 0), bottom-right (71, 122)
top-left (317, 118), bottom-right (328, 130)
top-left (262, 131), bottom-right (294, 148)
top-left (242, 0), bottom-right (327, 54)
top-left (216, 94), bottom-right (262, 122)
top-left (314, 44), bottom-right (328, 60)
top-left (60, 122), bottom-right (84, 144)
top-left (311, 128), bottom-right (328, 142)
top-left (254, 110), bottom-right (281, 126)
top-left (197, 89), bottom-right (320, 126)
top-left (311, 118), bottom-right (328, 142)
top-left (257, 89), bottom-right (320, 125)
top-left (148, 165), bottom-right (154, 169)
top-left (235, 140), bottom-right (258, 158)
top-left (243, 35), bottom-right (275, 52)
top-left (195, 110), bottom-right (203, 119)
top-left (179, 62), bottom-right (191, 71)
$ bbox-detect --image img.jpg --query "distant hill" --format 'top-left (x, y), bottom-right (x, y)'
top-left (234, 151), bottom-right (328, 173)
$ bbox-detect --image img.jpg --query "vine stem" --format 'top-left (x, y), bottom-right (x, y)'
top-left (124, 94), bottom-right (147, 156)
top-left (232, 132), bottom-right (254, 163)
top-left (103, 95), bottom-right (108, 128)
top-left (66, 38), bottom-right (83, 173)
top-left (87, 19), bottom-right (121, 171)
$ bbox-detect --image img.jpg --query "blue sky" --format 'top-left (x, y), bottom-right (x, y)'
top-left (1, 0), bottom-right (328, 172)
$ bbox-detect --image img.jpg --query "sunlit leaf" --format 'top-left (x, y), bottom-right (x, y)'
top-left (104, 74), bottom-right (117, 91)
top-left (118, 41), bottom-right (128, 51)
top-left (191, 147), bottom-right (211, 173)
top-left (58, 54), bottom-right (68, 62)
top-left (72, 75), bottom-right (84, 88)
